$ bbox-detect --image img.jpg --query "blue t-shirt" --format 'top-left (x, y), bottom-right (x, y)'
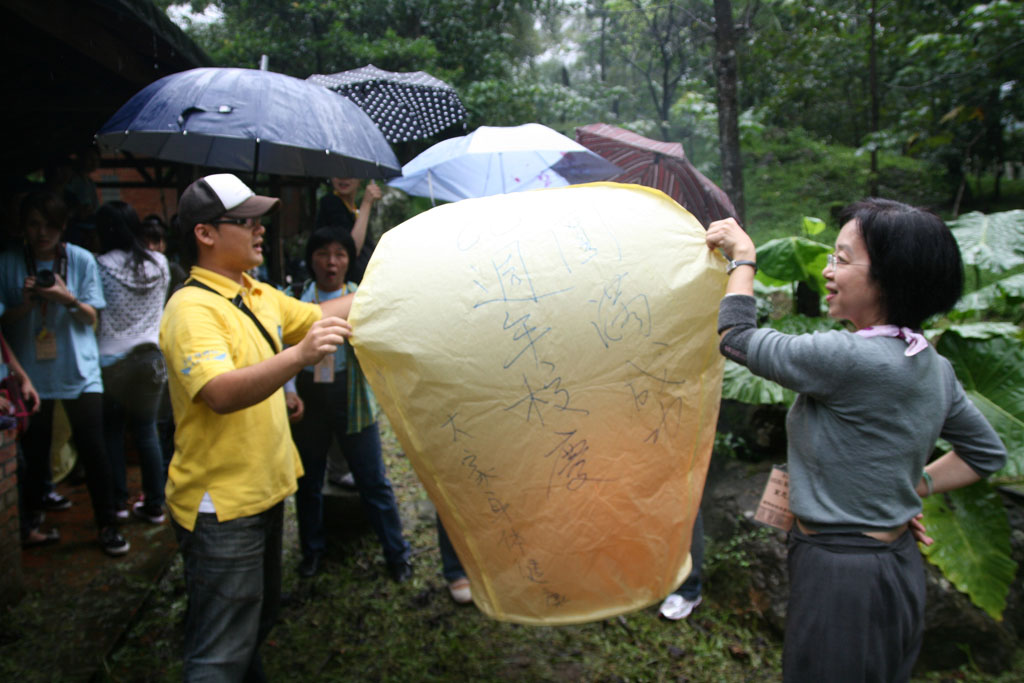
top-left (0, 244), bottom-right (106, 398)
top-left (298, 281), bottom-right (356, 375)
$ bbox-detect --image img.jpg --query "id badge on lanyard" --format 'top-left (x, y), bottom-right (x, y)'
top-left (313, 356), bottom-right (335, 383)
top-left (312, 285), bottom-right (342, 383)
top-left (35, 324), bottom-right (58, 361)
top-left (26, 246), bottom-right (67, 363)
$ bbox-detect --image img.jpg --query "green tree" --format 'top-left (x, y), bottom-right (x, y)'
top-left (894, 1), bottom-right (1024, 212)
top-left (168, 1), bottom-right (541, 91)
top-left (595, 0), bottom-right (714, 141)
top-left (740, 0), bottom-right (1023, 207)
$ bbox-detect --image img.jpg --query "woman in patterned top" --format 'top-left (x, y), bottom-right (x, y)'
top-left (285, 225), bottom-right (411, 580)
top-left (96, 201), bottom-right (170, 524)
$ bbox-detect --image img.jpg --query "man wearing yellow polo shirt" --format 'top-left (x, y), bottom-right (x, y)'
top-left (161, 173), bottom-right (354, 681)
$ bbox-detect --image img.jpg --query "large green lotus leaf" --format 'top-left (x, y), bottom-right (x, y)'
top-left (755, 237), bottom-right (831, 295)
top-left (954, 273), bottom-right (1024, 315)
top-left (936, 329), bottom-right (1024, 483)
top-left (721, 359), bottom-right (795, 407)
top-left (944, 321), bottom-right (1023, 341)
top-left (802, 216), bottom-right (826, 236)
top-left (920, 482), bottom-right (1016, 620)
top-left (949, 210), bottom-right (1024, 274)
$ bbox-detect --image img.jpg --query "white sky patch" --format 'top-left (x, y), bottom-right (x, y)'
top-left (167, 2), bottom-right (224, 30)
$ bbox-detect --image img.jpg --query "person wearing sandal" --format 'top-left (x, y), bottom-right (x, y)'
top-left (0, 190), bottom-right (129, 557)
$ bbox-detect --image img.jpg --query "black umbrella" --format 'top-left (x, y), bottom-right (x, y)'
top-left (308, 64), bottom-right (468, 144)
top-left (96, 67), bottom-right (401, 178)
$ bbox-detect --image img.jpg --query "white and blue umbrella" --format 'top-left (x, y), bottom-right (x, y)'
top-left (96, 67), bottom-right (401, 178)
top-left (388, 123), bottom-right (621, 203)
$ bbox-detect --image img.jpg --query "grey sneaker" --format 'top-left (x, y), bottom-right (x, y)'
top-left (99, 526), bottom-right (130, 556)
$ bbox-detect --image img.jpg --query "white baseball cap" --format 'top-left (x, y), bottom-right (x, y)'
top-left (178, 173), bottom-right (279, 230)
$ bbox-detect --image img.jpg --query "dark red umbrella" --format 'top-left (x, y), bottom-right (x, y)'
top-left (575, 123), bottom-right (737, 229)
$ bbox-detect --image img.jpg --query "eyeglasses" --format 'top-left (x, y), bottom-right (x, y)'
top-left (214, 217), bottom-right (262, 229)
top-left (826, 253), bottom-right (869, 271)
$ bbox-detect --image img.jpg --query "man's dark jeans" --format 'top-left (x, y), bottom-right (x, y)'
top-left (172, 502), bottom-right (283, 682)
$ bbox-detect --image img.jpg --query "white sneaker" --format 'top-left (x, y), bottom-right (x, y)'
top-left (328, 472), bottom-right (357, 490)
top-left (448, 577), bottom-right (472, 604)
top-left (659, 594), bottom-right (702, 620)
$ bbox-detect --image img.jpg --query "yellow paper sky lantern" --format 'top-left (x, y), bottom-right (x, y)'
top-left (350, 183), bottom-right (727, 625)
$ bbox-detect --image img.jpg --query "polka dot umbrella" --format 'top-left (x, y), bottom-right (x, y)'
top-left (308, 65), bottom-right (468, 144)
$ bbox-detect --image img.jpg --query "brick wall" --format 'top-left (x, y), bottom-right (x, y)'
top-left (0, 428), bottom-right (24, 607)
top-left (96, 167), bottom-right (179, 223)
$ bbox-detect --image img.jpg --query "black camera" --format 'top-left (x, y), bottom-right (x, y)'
top-left (34, 270), bottom-right (55, 289)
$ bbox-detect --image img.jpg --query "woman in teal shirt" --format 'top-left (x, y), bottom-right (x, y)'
top-left (286, 226), bottom-right (411, 580)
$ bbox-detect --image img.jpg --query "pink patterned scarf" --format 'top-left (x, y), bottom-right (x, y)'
top-left (855, 325), bottom-right (929, 357)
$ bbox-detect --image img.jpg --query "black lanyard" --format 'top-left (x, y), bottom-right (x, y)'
top-left (23, 242), bottom-right (68, 280)
top-left (186, 280), bottom-right (279, 354)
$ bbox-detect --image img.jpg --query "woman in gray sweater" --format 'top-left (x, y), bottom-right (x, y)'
top-left (705, 198), bottom-right (1006, 683)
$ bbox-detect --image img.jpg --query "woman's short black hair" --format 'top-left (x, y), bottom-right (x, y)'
top-left (839, 198), bottom-right (963, 329)
top-left (20, 189), bottom-right (68, 230)
top-left (304, 226), bottom-right (357, 280)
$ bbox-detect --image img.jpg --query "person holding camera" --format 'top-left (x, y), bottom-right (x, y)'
top-left (0, 189), bottom-right (129, 556)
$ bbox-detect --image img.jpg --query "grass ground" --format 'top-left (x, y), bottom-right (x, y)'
top-left (100, 419), bottom-right (786, 682)
top-left (97, 418), bottom-right (1023, 682)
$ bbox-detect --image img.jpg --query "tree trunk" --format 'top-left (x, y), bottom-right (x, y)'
top-left (713, 0), bottom-right (746, 222)
top-left (868, 0), bottom-right (880, 196)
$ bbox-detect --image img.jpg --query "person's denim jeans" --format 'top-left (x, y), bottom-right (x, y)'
top-left (101, 346), bottom-right (167, 509)
top-left (103, 396), bottom-right (165, 508)
top-left (291, 372), bottom-right (409, 567)
top-left (437, 514), bottom-right (466, 582)
top-left (676, 508), bottom-right (704, 600)
top-left (172, 502), bottom-right (283, 683)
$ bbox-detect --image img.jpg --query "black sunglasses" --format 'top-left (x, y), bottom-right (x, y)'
top-left (213, 217), bottom-right (262, 228)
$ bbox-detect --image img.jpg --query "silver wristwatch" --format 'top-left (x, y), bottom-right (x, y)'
top-left (726, 259), bottom-right (757, 274)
